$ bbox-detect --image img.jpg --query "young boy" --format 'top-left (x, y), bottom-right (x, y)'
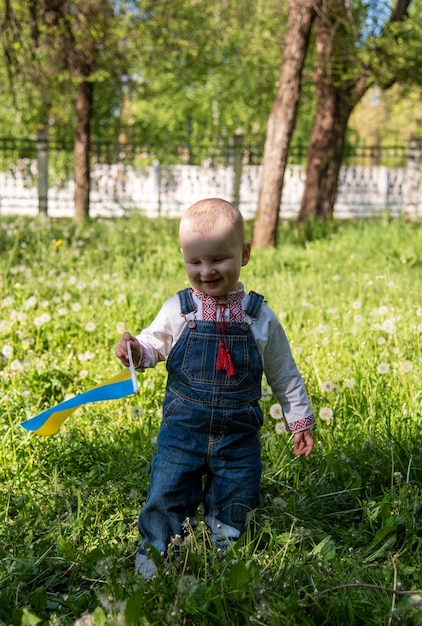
top-left (115, 198), bottom-right (315, 577)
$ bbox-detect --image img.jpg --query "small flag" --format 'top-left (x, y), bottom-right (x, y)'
top-left (21, 342), bottom-right (139, 436)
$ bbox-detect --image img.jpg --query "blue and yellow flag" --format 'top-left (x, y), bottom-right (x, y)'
top-left (21, 343), bottom-right (139, 436)
top-left (21, 369), bottom-right (137, 436)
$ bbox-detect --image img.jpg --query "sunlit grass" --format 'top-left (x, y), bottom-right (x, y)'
top-left (1, 214), bottom-right (421, 625)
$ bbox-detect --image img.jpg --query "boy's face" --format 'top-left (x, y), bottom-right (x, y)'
top-left (180, 220), bottom-right (251, 302)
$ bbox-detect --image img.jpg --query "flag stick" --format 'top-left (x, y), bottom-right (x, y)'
top-left (127, 341), bottom-right (140, 395)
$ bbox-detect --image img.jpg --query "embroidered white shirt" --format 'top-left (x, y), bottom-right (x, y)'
top-left (135, 283), bottom-right (315, 433)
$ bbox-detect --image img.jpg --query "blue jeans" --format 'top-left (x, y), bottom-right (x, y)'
top-left (136, 290), bottom-right (264, 575)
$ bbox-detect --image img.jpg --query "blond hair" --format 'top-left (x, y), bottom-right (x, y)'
top-left (180, 198), bottom-right (245, 244)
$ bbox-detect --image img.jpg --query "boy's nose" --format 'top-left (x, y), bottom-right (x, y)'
top-left (201, 264), bottom-right (216, 278)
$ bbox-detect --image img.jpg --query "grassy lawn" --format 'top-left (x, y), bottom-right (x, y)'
top-left (0, 214), bottom-right (421, 625)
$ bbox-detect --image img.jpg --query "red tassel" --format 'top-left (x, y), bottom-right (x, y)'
top-left (216, 341), bottom-right (236, 376)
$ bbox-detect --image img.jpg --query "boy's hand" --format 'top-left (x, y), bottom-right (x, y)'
top-left (115, 332), bottom-right (141, 368)
top-left (293, 429), bottom-right (314, 457)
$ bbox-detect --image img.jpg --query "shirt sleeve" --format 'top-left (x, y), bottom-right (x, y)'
top-left (251, 304), bottom-right (315, 433)
top-left (135, 295), bottom-right (186, 368)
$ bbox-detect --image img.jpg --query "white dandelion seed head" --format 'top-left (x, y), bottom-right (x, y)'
top-left (79, 370), bottom-right (89, 378)
top-left (2, 296), bottom-right (14, 307)
top-left (34, 313), bottom-right (51, 327)
top-left (319, 407), bottom-right (333, 421)
top-left (58, 307), bottom-right (68, 317)
top-left (381, 319), bottom-right (396, 334)
top-left (1, 345), bottom-right (13, 359)
top-left (62, 292), bottom-right (72, 302)
top-left (343, 378), bottom-right (356, 389)
top-left (24, 296), bottom-right (37, 310)
top-left (269, 403), bottom-right (283, 420)
top-left (275, 421), bottom-right (287, 435)
top-left (85, 322), bottom-right (96, 332)
top-left (116, 322), bottom-right (125, 334)
top-left (321, 381), bottom-right (335, 393)
top-left (417, 324), bottom-right (422, 334)
top-left (400, 361), bottom-right (413, 373)
top-left (377, 336), bottom-right (387, 345)
top-left (261, 387), bottom-right (272, 401)
top-left (71, 302), bottom-right (82, 313)
top-left (352, 300), bottom-right (362, 310)
top-left (416, 308), bottom-right (422, 318)
top-left (78, 351), bottom-right (95, 362)
top-left (10, 359), bottom-right (24, 372)
top-left (272, 497), bottom-right (287, 511)
top-left (377, 362), bottom-right (390, 374)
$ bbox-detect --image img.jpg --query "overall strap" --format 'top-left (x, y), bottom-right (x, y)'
top-left (177, 288), bottom-right (197, 316)
top-left (245, 291), bottom-right (265, 320)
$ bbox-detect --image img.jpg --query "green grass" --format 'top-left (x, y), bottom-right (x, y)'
top-left (1, 214), bottom-right (422, 625)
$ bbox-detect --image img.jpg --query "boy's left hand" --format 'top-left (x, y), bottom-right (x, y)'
top-left (293, 429), bottom-right (314, 457)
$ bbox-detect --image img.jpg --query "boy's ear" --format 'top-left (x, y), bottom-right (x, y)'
top-left (242, 242), bottom-right (251, 266)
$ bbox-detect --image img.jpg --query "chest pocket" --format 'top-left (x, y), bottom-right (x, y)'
top-left (181, 327), bottom-right (251, 387)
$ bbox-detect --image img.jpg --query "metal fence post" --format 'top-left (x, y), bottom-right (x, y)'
top-left (36, 129), bottom-right (49, 216)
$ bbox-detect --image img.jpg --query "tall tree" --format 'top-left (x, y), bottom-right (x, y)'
top-left (298, 0), bottom-right (412, 222)
top-left (252, 0), bottom-right (318, 248)
top-left (1, 0), bottom-right (127, 220)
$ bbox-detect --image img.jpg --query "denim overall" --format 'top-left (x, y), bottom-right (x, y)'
top-left (136, 288), bottom-right (265, 572)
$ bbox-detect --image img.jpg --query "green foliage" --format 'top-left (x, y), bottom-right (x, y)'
top-left (1, 214), bottom-right (422, 624)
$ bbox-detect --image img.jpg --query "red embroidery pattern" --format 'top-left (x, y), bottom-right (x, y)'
top-left (289, 415), bottom-right (316, 433)
top-left (193, 289), bottom-right (244, 322)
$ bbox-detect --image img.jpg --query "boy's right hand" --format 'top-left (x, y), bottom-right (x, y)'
top-left (115, 332), bottom-right (141, 368)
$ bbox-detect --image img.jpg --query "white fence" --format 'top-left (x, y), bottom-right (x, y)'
top-left (0, 158), bottom-right (421, 220)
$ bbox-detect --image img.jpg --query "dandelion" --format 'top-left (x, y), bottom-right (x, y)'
top-left (58, 307), bottom-right (68, 316)
top-left (131, 406), bottom-right (144, 418)
top-left (78, 351), bottom-right (95, 362)
top-left (103, 299), bottom-right (113, 307)
top-left (344, 378), bottom-right (356, 389)
top-left (272, 497), bottom-right (287, 510)
top-left (417, 324), bottom-right (422, 334)
top-left (79, 370), bottom-right (89, 378)
top-left (275, 421), bottom-right (287, 435)
top-left (24, 296), bottom-right (37, 310)
top-left (261, 387), bottom-right (272, 401)
top-left (381, 319), bottom-right (396, 334)
top-left (353, 315), bottom-right (363, 324)
top-left (377, 337), bottom-right (386, 345)
top-left (85, 322), bottom-right (96, 332)
top-left (62, 292), bottom-right (72, 302)
top-left (269, 403), bottom-right (283, 419)
top-left (71, 302), bottom-right (82, 313)
top-left (377, 362), bottom-right (390, 374)
top-left (400, 361), bottom-right (413, 373)
top-left (116, 322), bottom-right (125, 334)
top-left (10, 359), bottom-right (24, 372)
top-left (352, 300), bottom-right (362, 310)
top-left (34, 313), bottom-right (51, 327)
top-left (2, 296), bottom-right (14, 307)
top-left (321, 381), bottom-right (335, 393)
top-left (316, 324), bottom-right (328, 334)
top-left (1, 345), bottom-right (13, 359)
top-left (319, 407), bottom-right (333, 421)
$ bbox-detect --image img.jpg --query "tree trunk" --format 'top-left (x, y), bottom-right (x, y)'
top-left (298, 0), bottom-right (412, 223)
top-left (74, 80), bottom-right (93, 221)
top-left (252, 0), bottom-right (317, 248)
